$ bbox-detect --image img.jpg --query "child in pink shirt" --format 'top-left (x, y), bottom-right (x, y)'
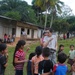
top-left (32, 46), bottom-right (44, 75)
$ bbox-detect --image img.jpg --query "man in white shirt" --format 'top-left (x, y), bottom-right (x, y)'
top-left (43, 28), bottom-right (57, 65)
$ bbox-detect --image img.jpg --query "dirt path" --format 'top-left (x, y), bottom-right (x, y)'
top-left (7, 41), bottom-right (38, 47)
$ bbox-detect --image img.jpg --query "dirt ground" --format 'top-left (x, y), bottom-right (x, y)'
top-left (7, 41), bottom-right (38, 47)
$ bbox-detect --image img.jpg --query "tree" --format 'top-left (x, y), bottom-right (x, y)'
top-left (0, 0), bottom-right (37, 24)
top-left (59, 5), bottom-right (74, 19)
top-left (49, 0), bottom-right (64, 28)
top-left (4, 11), bottom-right (21, 20)
top-left (67, 16), bottom-right (75, 32)
top-left (32, 0), bottom-right (64, 28)
top-left (52, 19), bottom-right (70, 33)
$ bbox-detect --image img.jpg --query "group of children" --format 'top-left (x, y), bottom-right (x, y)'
top-left (4, 33), bottom-right (15, 43)
top-left (57, 44), bottom-right (75, 75)
top-left (0, 40), bottom-right (75, 75)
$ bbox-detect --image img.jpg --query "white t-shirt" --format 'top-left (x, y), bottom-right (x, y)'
top-left (43, 35), bottom-right (57, 50)
top-left (69, 50), bottom-right (75, 59)
top-left (22, 31), bottom-right (26, 35)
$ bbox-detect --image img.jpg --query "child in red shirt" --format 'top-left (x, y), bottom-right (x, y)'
top-left (13, 40), bottom-right (29, 75)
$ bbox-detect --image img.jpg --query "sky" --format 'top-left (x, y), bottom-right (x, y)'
top-left (24, 0), bottom-right (75, 15)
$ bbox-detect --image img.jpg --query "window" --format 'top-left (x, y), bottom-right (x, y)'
top-left (27, 29), bottom-right (30, 35)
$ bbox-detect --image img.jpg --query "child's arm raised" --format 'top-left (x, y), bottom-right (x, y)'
top-left (25, 47), bottom-right (30, 53)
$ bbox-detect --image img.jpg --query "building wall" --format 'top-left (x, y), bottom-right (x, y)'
top-left (0, 18), bottom-right (16, 39)
top-left (0, 17), bottom-right (42, 41)
top-left (37, 29), bottom-right (42, 38)
top-left (34, 30), bottom-right (38, 38)
top-left (16, 26), bottom-right (21, 37)
top-left (0, 24), bottom-right (3, 38)
top-left (0, 22), bottom-right (13, 38)
top-left (16, 26), bottom-right (38, 39)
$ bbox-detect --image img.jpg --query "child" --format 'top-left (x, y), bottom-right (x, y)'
top-left (27, 52), bottom-right (35, 75)
top-left (13, 40), bottom-right (29, 75)
top-left (72, 62), bottom-right (75, 75)
top-left (32, 46), bottom-right (44, 75)
top-left (53, 53), bottom-right (68, 75)
top-left (4, 34), bottom-right (8, 43)
top-left (0, 43), bottom-right (8, 75)
top-left (57, 44), bottom-right (64, 54)
top-left (38, 47), bottom-right (53, 75)
top-left (67, 45), bottom-right (75, 66)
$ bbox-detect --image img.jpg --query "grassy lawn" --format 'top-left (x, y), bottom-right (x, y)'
top-left (5, 38), bottom-right (75, 75)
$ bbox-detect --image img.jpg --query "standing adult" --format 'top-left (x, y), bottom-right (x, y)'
top-left (43, 28), bottom-right (57, 65)
top-left (67, 32), bottom-right (69, 39)
top-left (21, 31), bottom-right (27, 41)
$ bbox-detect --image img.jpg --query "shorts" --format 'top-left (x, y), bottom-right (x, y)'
top-left (67, 59), bottom-right (74, 66)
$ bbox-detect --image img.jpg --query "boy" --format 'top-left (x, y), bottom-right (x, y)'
top-left (53, 53), bottom-right (68, 75)
top-left (0, 43), bottom-right (8, 75)
top-left (38, 47), bottom-right (53, 75)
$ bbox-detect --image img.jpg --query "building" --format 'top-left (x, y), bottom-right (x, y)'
top-left (0, 15), bottom-right (43, 41)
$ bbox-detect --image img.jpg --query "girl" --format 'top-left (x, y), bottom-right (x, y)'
top-left (32, 46), bottom-right (44, 75)
top-left (13, 40), bottom-right (29, 75)
top-left (27, 52), bottom-right (35, 75)
top-left (57, 44), bottom-right (64, 54)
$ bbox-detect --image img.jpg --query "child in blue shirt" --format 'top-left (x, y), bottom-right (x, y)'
top-left (53, 53), bottom-right (68, 75)
top-left (0, 43), bottom-right (8, 75)
top-left (27, 52), bottom-right (35, 75)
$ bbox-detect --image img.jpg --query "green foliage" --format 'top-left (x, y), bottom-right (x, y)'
top-left (4, 11), bottom-right (21, 20)
top-left (67, 16), bottom-right (75, 32)
top-left (52, 19), bottom-right (70, 33)
top-left (0, 0), bottom-right (37, 24)
top-left (27, 7), bottom-right (37, 24)
top-left (5, 39), bottom-right (74, 75)
top-left (32, 0), bottom-right (64, 28)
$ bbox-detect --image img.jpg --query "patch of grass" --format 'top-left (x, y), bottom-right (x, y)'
top-left (5, 39), bottom-right (75, 75)
top-left (5, 42), bottom-right (39, 75)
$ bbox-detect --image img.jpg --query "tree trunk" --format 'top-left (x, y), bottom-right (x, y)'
top-left (44, 9), bottom-right (48, 29)
top-left (39, 13), bottom-right (42, 25)
top-left (50, 14), bottom-right (53, 28)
